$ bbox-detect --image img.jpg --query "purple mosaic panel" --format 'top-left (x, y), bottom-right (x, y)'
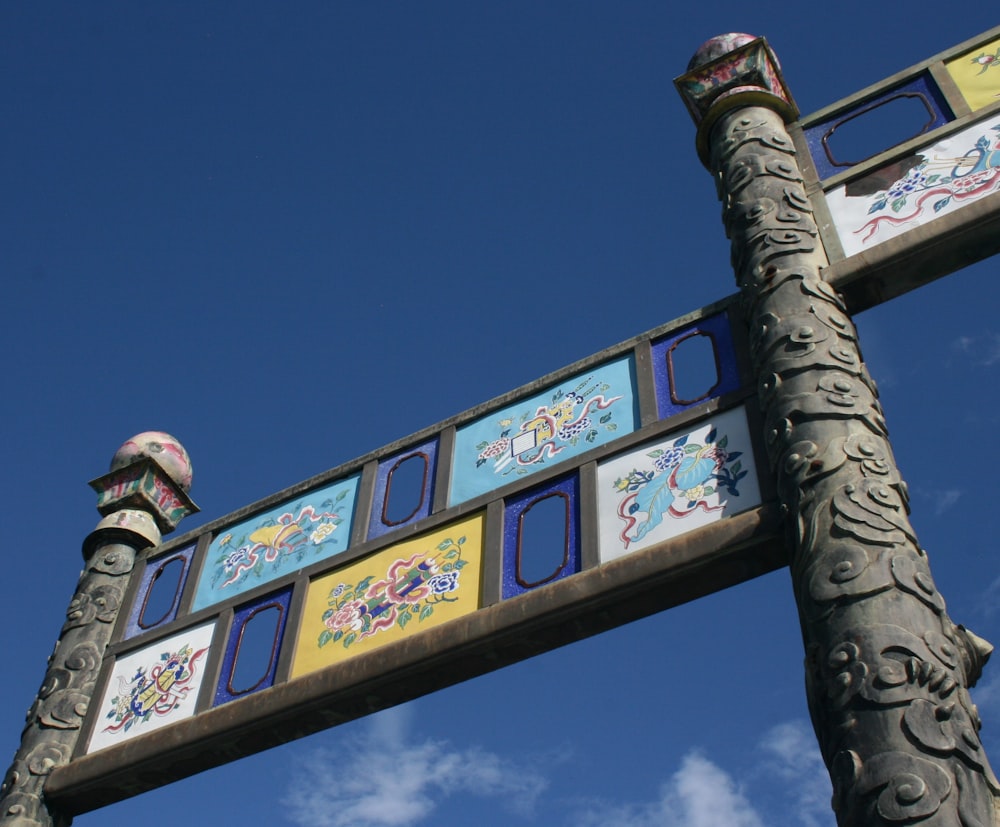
top-left (213, 585), bottom-right (292, 706)
top-left (502, 474), bottom-right (579, 600)
top-left (123, 544), bottom-right (196, 640)
top-left (651, 312), bottom-right (740, 420)
top-left (367, 438), bottom-right (438, 541)
top-left (804, 74), bottom-right (953, 181)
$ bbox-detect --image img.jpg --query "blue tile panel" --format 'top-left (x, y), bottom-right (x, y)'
top-left (213, 586), bottom-right (293, 706)
top-left (502, 473), bottom-right (580, 599)
top-left (367, 438), bottom-right (439, 541)
top-left (804, 74), bottom-right (953, 181)
top-left (123, 544), bottom-right (196, 640)
top-left (650, 312), bottom-right (740, 420)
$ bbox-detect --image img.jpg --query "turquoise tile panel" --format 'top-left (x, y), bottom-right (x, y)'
top-left (449, 355), bottom-right (639, 506)
top-left (192, 475), bottom-right (360, 612)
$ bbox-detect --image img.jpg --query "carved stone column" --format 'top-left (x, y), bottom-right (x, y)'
top-left (677, 36), bottom-right (1000, 826)
top-left (0, 433), bottom-right (196, 827)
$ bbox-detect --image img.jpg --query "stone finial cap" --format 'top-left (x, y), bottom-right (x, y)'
top-left (675, 33), bottom-right (798, 166)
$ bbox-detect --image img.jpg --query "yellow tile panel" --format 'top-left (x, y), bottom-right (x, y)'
top-left (946, 37), bottom-right (1000, 111)
top-left (291, 513), bottom-right (484, 678)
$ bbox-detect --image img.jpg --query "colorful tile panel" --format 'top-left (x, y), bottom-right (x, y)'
top-left (946, 36), bottom-right (1000, 112)
top-left (367, 438), bottom-right (438, 541)
top-left (826, 112), bottom-right (1000, 257)
top-left (291, 512), bottom-right (485, 678)
top-left (502, 474), bottom-right (580, 599)
top-left (449, 355), bottom-right (638, 506)
top-left (803, 75), bottom-right (952, 181)
top-left (88, 622), bottom-right (215, 753)
top-left (651, 312), bottom-right (740, 419)
top-left (191, 475), bottom-right (360, 613)
top-left (596, 406), bottom-right (761, 563)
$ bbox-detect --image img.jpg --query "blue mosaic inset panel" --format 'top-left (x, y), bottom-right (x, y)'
top-left (804, 74), bottom-right (953, 181)
top-left (123, 544), bottom-right (196, 640)
top-left (651, 312), bottom-right (740, 420)
top-left (367, 438), bottom-right (438, 541)
top-left (214, 586), bottom-right (292, 706)
top-left (450, 355), bottom-right (638, 506)
top-left (502, 474), bottom-right (580, 599)
top-left (191, 475), bottom-right (360, 613)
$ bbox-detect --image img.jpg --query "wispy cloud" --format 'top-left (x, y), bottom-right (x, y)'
top-left (571, 752), bottom-right (766, 827)
top-left (932, 489), bottom-right (962, 516)
top-left (951, 332), bottom-right (1000, 366)
top-left (282, 706), bottom-right (549, 827)
top-left (570, 722), bottom-right (833, 827)
top-left (905, 485), bottom-right (963, 518)
top-left (760, 721), bottom-right (833, 827)
top-left (283, 713), bottom-right (835, 827)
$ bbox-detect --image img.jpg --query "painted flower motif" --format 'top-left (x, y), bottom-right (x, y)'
top-left (653, 446), bottom-right (685, 472)
top-left (887, 170), bottom-right (929, 198)
top-left (684, 484), bottom-right (706, 501)
top-left (325, 599), bottom-right (366, 633)
top-left (427, 572), bottom-right (460, 594)
top-left (557, 416), bottom-right (591, 440)
top-left (110, 691), bottom-right (133, 719)
top-left (951, 169), bottom-right (995, 192)
top-left (223, 546), bottom-right (252, 572)
top-left (329, 583), bottom-right (347, 599)
top-left (311, 522), bottom-right (336, 544)
top-left (478, 437), bottom-right (510, 460)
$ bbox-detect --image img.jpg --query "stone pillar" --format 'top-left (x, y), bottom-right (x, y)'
top-left (0, 433), bottom-right (197, 827)
top-left (677, 36), bottom-right (999, 826)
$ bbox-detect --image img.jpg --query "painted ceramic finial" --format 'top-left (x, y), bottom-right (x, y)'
top-left (687, 33), bottom-right (758, 71)
top-left (111, 431), bottom-right (193, 492)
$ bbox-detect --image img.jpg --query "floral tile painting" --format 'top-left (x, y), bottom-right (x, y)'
top-left (450, 355), bottom-right (638, 506)
top-left (825, 113), bottom-right (1000, 257)
top-left (291, 512), bottom-right (484, 678)
top-left (596, 406), bottom-right (761, 563)
top-left (191, 475), bottom-right (360, 613)
top-left (88, 622), bottom-right (215, 754)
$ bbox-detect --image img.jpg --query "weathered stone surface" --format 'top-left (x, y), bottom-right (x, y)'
top-left (0, 435), bottom-right (194, 827)
top-left (682, 36), bottom-right (1000, 827)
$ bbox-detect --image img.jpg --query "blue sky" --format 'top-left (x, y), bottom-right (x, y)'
top-left (2, 5), bottom-right (999, 826)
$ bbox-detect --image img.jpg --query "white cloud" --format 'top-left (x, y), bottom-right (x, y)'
top-left (760, 721), bottom-right (834, 827)
top-left (282, 706), bottom-right (548, 827)
top-left (951, 332), bottom-right (1000, 366)
top-left (283, 713), bottom-right (836, 827)
top-left (572, 752), bottom-right (766, 827)
top-left (932, 489), bottom-right (962, 516)
top-left (972, 670), bottom-right (1000, 721)
top-left (571, 722), bottom-right (833, 827)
